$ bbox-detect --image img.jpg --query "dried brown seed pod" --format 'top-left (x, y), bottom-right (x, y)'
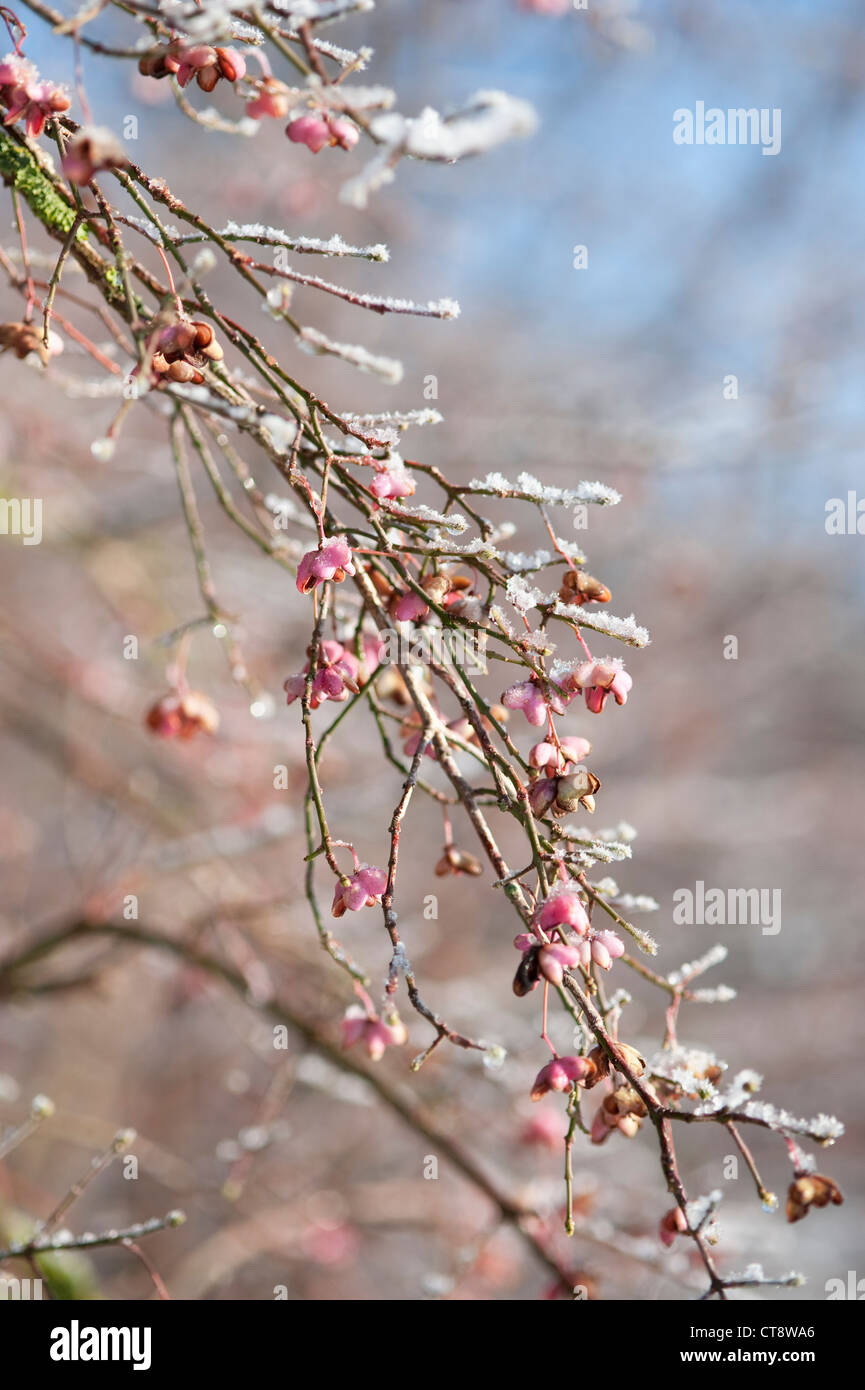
top-left (786, 1174), bottom-right (843, 1223)
top-left (553, 769), bottom-right (601, 816)
top-left (559, 569), bottom-right (611, 606)
top-left (512, 946), bottom-right (541, 997)
top-left (421, 574), bottom-right (451, 605)
top-left (582, 1045), bottom-right (610, 1090)
top-left (609, 1041), bottom-right (646, 1077)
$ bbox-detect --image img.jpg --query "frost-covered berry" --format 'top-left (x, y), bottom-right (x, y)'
top-left (296, 536), bottom-right (356, 594)
top-left (561, 658), bottom-right (632, 714)
top-left (536, 886), bottom-right (590, 936)
top-left (501, 677), bottom-right (565, 727)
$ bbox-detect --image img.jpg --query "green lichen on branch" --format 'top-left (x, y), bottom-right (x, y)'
top-left (0, 124), bottom-right (86, 241)
top-left (0, 123), bottom-right (127, 308)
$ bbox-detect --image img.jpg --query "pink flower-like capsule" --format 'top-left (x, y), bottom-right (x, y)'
top-left (341, 1007), bottom-right (407, 1061)
top-left (284, 640), bottom-right (359, 709)
top-left (168, 44), bottom-right (246, 91)
top-left (286, 113), bottom-right (332, 153)
top-left (3, 71), bottom-right (70, 137)
top-left (391, 590), bottom-right (429, 623)
top-left (246, 77), bottom-right (292, 120)
top-left (529, 735), bottom-right (592, 773)
top-left (361, 631), bottom-right (386, 675)
top-left (296, 536), bottom-right (356, 594)
top-left (328, 116), bottom-right (359, 150)
top-left (659, 1206), bottom-right (689, 1249)
top-left (0, 52), bottom-right (34, 89)
top-left (520, 0), bottom-right (571, 13)
top-left (589, 928), bottom-right (625, 971)
top-left (537, 942), bottom-right (584, 986)
top-left (519, 1108), bottom-right (563, 1150)
top-left (531, 1055), bottom-right (593, 1101)
top-left (536, 887), bottom-right (590, 936)
top-left (563, 658), bottom-right (632, 714)
top-left (331, 864), bottom-right (388, 918)
top-left (501, 677), bottom-right (565, 727)
top-left (369, 463), bottom-right (416, 500)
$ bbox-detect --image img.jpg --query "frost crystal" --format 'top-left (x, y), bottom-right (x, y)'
top-left (666, 944), bottom-right (728, 986)
top-left (468, 471), bottom-right (621, 508)
top-left (297, 326), bottom-right (403, 383)
top-left (503, 549), bottom-right (552, 572)
top-left (685, 1190), bottom-right (722, 1231)
top-left (554, 603), bottom-right (650, 648)
top-left (369, 90), bottom-right (537, 162)
top-left (614, 894), bottom-right (659, 913)
top-left (505, 575), bottom-right (549, 614)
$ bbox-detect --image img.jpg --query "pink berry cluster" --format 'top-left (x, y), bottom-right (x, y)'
top-left (501, 656), bottom-right (631, 728)
top-left (138, 42), bottom-right (246, 93)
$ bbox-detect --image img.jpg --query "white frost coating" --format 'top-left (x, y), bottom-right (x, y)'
top-left (286, 273), bottom-right (459, 318)
top-left (505, 575), bottom-right (549, 614)
top-left (341, 151), bottom-right (396, 209)
top-left (383, 503), bottom-right (467, 533)
top-left (468, 471), bottom-right (621, 507)
top-left (739, 1103), bottom-right (845, 1141)
top-left (270, 0), bottom-right (374, 20)
top-left (260, 414), bottom-right (298, 454)
top-left (614, 894), bottom-right (659, 913)
top-left (419, 533), bottom-right (502, 560)
top-left (503, 549), bottom-right (552, 571)
top-left (297, 326), bottom-right (403, 383)
top-left (689, 986), bottom-right (737, 1004)
top-left (555, 537), bottom-right (588, 562)
top-left (216, 224), bottom-right (389, 260)
top-left (554, 602), bottom-right (651, 648)
top-left (316, 84), bottom-right (395, 111)
top-left (686, 1190), bottom-right (722, 1231)
top-left (342, 408), bottom-right (443, 430)
top-left (369, 90), bottom-right (537, 161)
top-left (666, 944), bottom-right (728, 986)
top-left (726, 1266), bottom-right (805, 1288)
top-left (649, 1046), bottom-right (726, 1082)
top-left (558, 826), bottom-right (633, 859)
